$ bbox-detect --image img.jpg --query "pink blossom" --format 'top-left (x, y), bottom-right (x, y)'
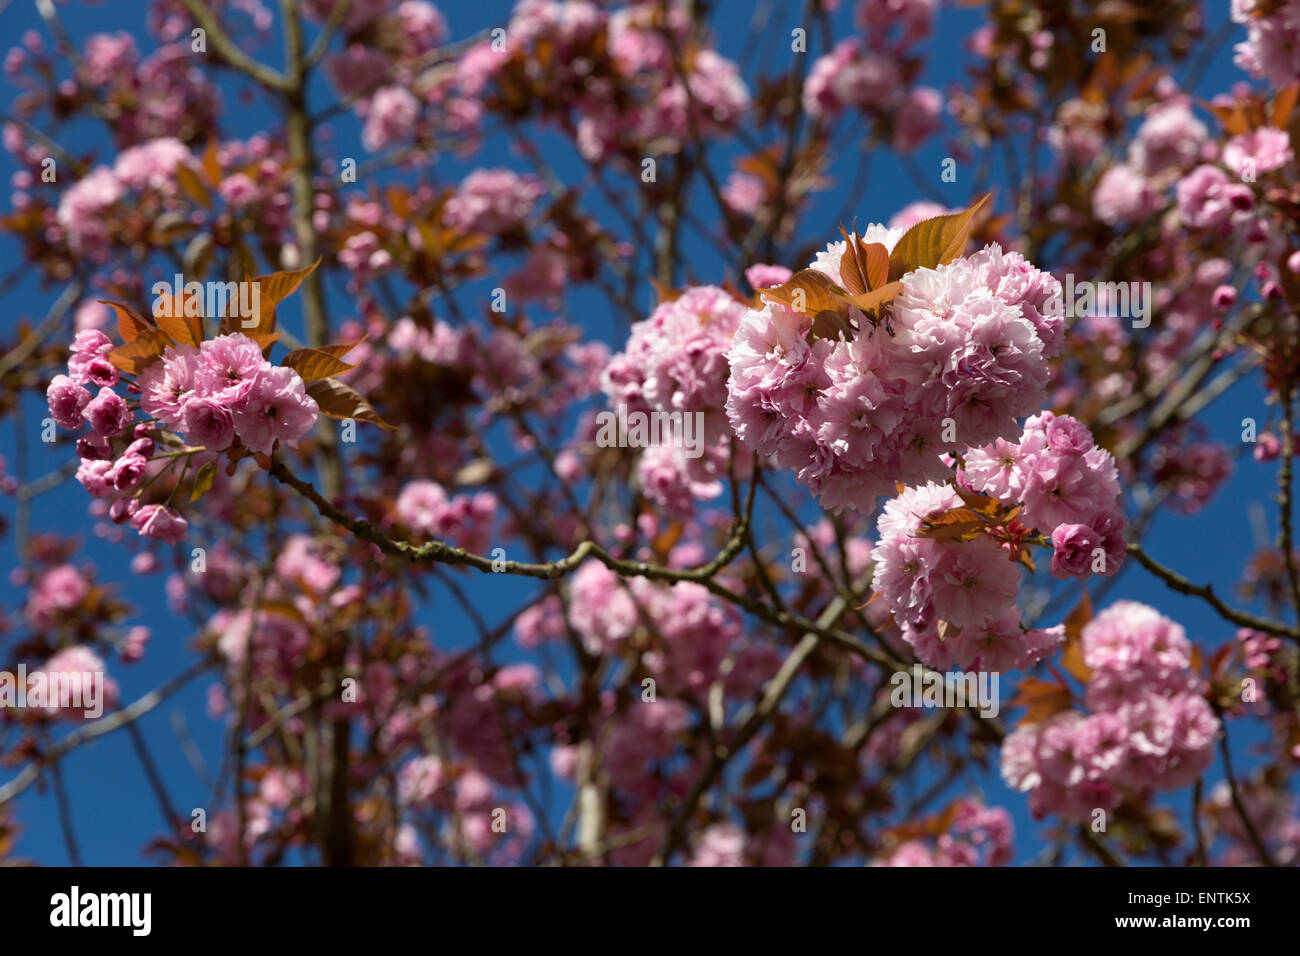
top-left (1049, 523), bottom-right (1100, 579)
top-left (138, 345), bottom-right (201, 428)
top-left (689, 824), bottom-right (746, 867)
top-left (112, 137), bottom-right (189, 189)
top-left (218, 173), bottom-right (258, 207)
top-left (744, 263), bottom-right (792, 289)
top-left (1129, 100), bottom-right (1206, 176)
top-left (57, 167), bottom-right (123, 252)
top-left (1092, 163), bottom-right (1159, 225)
top-left (1177, 165), bottom-right (1241, 230)
top-left (196, 334), bottom-right (266, 406)
top-left (362, 86), bottom-right (419, 152)
top-left (230, 365), bottom-right (319, 456)
top-left (26, 564), bottom-right (91, 630)
top-left (110, 452), bottom-right (149, 491)
top-left (83, 386), bottom-right (133, 437)
top-left (1212, 284), bottom-right (1237, 311)
top-left (894, 87), bottom-right (943, 152)
top-left (1222, 126), bottom-right (1294, 178)
top-left (37, 645), bottom-right (119, 719)
top-left (182, 397), bottom-right (236, 450)
top-left (47, 375), bottom-right (92, 430)
top-left (76, 458), bottom-right (116, 498)
top-left (131, 504), bottom-right (189, 544)
top-left (721, 171), bottom-right (765, 215)
top-left (1231, 0), bottom-right (1300, 89)
top-left (444, 168), bottom-right (545, 234)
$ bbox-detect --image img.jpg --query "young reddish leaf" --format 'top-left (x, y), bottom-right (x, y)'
top-left (152, 294), bottom-right (204, 347)
top-left (248, 331), bottom-right (280, 358)
top-left (887, 194), bottom-right (990, 281)
top-left (1061, 592), bottom-right (1093, 683)
top-left (913, 506), bottom-right (986, 541)
top-left (305, 378), bottom-right (395, 430)
top-left (282, 347), bottom-right (358, 382)
top-left (1203, 98), bottom-right (1251, 136)
top-left (259, 600), bottom-right (308, 623)
top-left (861, 241), bottom-right (890, 291)
top-left (808, 309), bottom-right (856, 342)
top-left (837, 230), bottom-right (891, 295)
top-left (313, 336), bottom-right (368, 360)
top-left (1273, 84), bottom-right (1299, 129)
top-left (385, 185), bottom-right (411, 220)
top-left (648, 277), bottom-right (682, 304)
top-left (201, 140), bottom-right (221, 187)
top-left (735, 146), bottom-right (782, 193)
top-left (227, 258), bottom-right (322, 336)
top-left (1009, 677), bottom-right (1073, 724)
top-left (175, 164), bottom-right (212, 209)
top-left (854, 590), bottom-right (882, 611)
top-left (953, 487), bottom-right (1003, 516)
top-left (953, 486), bottom-right (1021, 525)
top-left (651, 521), bottom-right (684, 562)
top-left (721, 279), bottom-right (760, 308)
top-left (841, 280), bottom-right (904, 322)
top-left (838, 226), bottom-right (869, 295)
top-left (108, 328), bottom-right (172, 374)
top-left (1208, 643), bottom-right (1233, 680)
top-left (936, 619), bottom-right (963, 642)
top-left (100, 299), bottom-right (153, 344)
top-left (760, 269), bottom-right (845, 317)
top-left (189, 460), bottom-right (217, 502)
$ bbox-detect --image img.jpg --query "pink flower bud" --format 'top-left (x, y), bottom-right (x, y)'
top-left (1211, 285), bottom-right (1237, 311)
top-left (130, 504), bottom-right (189, 544)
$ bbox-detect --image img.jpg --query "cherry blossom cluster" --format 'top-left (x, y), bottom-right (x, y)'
top-left (867, 410), bottom-right (1125, 670)
top-left (803, 42), bottom-right (942, 153)
top-left (601, 285), bottom-right (750, 516)
top-left (726, 229), bottom-right (1063, 512)
top-left (37, 133), bottom-right (296, 261)
top-left (568, 558), bottom-right (761, 698)
top-left (393, 480), bottom-right (498, 556)
top-left (460, 0), bottom-right (749, 163)
top-left (48, 330), bottom-right (318, 544)
top-left (1094, 89), bottom-right (1295, 259)
top-left (1203, 779), bottom-right (1300, 866)
top-left (395, 760), bottom-right (535, 864)
top-left (874, 798), bottom-right (1014, 867)
top-left (870, 482), bottom-right (1064, 671)
top-left (1230, 0), bottom-right (1300, 89)
top-left (300, 1), bottom-right (481, 155)
top-left (138, 335), bottom-right (319, 456)
top-left (23, 646), bottom-right (120, 721)
top-left (1001, 601), bottom-right (1220, 821)
top-left (687, 822), bottom-right (796, 867)
top-left (8, 553), bottom-right (149, 725)
top-left (962, 411), bottom-right (1128, 578)
top-left (443, 169), bottom-right (547, 236)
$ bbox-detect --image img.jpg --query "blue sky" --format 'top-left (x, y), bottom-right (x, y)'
top-left (0, 0), bottom-right (1287, 865)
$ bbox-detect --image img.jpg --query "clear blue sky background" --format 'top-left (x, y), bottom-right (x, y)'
top-left (0, 0), bottom-right (1286, 865)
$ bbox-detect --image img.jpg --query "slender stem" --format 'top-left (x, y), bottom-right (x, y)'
top-left (1278, 382), bottom-right (1300, 621)
top-left (176, 0), bottom-right (291, 91)
top-left (1216, 724), bottom-right (1274, 866)
top-left (1126, 543), bottom-right (1300, 640)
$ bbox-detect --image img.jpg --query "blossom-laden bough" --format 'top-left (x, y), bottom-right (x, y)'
top-left (2, 0), bottom-right (1300, 871)
top-left (48, 260), bottom-right (390, 544)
